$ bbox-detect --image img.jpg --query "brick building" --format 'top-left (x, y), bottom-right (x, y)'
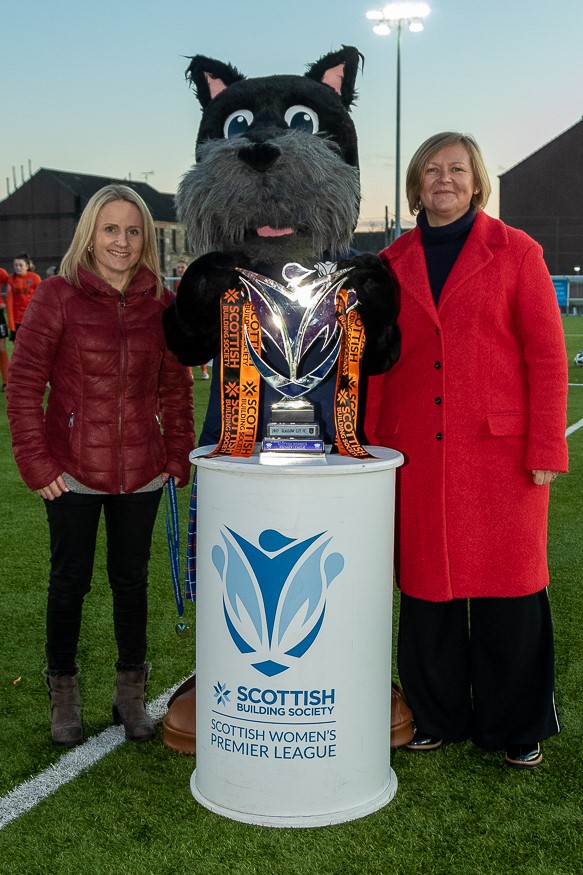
top-left (499, 118), bottom-right (583, 276)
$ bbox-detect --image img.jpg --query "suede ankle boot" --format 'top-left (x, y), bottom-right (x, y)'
top-left (112, 665), bottom-right (155, 741)
top-left (44, 669), bottom-right (83, 747)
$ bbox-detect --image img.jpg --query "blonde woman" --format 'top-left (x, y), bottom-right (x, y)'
top-left (7, 185), bottom-right (194, 747)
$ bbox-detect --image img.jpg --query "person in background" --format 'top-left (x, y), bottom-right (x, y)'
top-left (5, 253), bottom-right (41, 340)
top-left (7, 185), bottom-right (195, 747)
top-left (0, 266), bottom-right (9, 389)
top-left (365, 132), bottom-right (568, 769)
top-left (174, 259), bottom-right (189, 287)
top-left (175, 259), bottom-right (209, 380)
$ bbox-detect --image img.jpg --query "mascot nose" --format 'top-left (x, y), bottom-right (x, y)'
top-left (238, 142), bottom-right (282, 172)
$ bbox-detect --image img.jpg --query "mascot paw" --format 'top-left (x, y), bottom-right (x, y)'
top-left (165, 251), bottom-right (250, 366)
top-left (176, 251), bottom-right (250, 319)
top-left (338, 253), bottom-right (401, 375)
top-left (338, 253), bottom-right (397, 323)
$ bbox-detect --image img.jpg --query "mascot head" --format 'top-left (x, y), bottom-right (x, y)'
top-left (176, 47), bottom-right (363, 264)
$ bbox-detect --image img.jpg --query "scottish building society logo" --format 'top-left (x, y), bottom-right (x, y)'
top-left (212, 527), bottom-right (344, 677)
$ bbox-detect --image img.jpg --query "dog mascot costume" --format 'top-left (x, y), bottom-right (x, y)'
top-left (162, 46), bottom-right (412, 751)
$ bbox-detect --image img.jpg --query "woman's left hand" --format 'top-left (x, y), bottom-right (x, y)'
top-left (36, 475), bottom-right (68, 500)
top-left (161, 472), bottom-right (170, 485)
top-left (532, 470), bottom-right (560, 486)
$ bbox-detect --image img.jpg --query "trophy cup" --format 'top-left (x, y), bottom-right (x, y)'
top-left (237, 262), bottom-right (356, 464)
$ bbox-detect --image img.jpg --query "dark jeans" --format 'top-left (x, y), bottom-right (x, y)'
top-left (398, 590), bottom-right (559, 750)
top-left (44, 489), bottom-right (163, 673)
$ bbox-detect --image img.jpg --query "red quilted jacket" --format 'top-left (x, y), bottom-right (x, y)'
top-left (7, 266), bottom-right (194, 493)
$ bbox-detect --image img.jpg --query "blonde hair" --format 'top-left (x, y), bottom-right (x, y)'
top-left (406, 132), bottom-right (491, 216)
top-left (60, 184), bottom-right (163, 298)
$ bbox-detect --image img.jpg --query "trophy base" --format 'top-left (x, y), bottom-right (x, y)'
top-left (261, 399), bottom-right (326, 464)
top-left (260, 438), bottom-right (326, 466)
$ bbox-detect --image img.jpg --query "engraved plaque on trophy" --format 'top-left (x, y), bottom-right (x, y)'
top-left (237, 262), bottom-right (355, 464)
top-left (262, 397), bottom-right (324, 458)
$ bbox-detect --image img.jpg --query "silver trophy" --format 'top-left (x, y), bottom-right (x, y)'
top-left (237, 262), bottom-right (356, 463)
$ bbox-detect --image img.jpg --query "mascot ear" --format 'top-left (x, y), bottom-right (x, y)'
top-left (305, 45), bottom-right (362, 108)
top-left (185, 55), bottom-right (246, 108)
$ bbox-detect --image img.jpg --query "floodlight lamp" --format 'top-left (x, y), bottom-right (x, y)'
top-left (408, 19), bottom-right (424, 31)
top-left (373, 22), bottom-right (392, 35)
top-left (366, 9), bottom-right (384, 19)
top-left (413, 1), bottom-right (430, 17)
top-left (382, 1), bottom-right (430, 21)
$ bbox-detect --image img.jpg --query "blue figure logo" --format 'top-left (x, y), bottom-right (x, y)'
top-left (212, 528), bottom-right (344, 676)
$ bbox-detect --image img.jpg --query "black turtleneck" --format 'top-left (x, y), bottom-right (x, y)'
top-left (418, 207), bottom-right (477, 306)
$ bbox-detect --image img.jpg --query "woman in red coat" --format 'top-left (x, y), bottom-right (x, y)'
top-left (366, 133), bottom-right (568, 768)
top-left (7, 185), bottom-right (195, 747)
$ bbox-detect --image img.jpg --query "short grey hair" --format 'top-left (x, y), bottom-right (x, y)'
top-left (406, 132), bottom-right (491, 215)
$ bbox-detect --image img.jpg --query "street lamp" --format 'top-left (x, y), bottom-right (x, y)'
top-left (367, 2), bottom-right (430, 239)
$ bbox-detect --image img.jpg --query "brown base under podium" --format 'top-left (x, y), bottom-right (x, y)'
top-left (162, 675), bottom-right (413, 755)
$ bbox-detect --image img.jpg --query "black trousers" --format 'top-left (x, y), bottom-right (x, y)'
top-left (44, 489), bottom-right (163, 673)
top-left (398, 590), bottom-right (560, 750)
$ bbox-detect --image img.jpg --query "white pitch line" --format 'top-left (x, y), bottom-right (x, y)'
top-left (566, 417), bottom-right (583, 437)
top-left (0, 678), bottom-right (188, 830)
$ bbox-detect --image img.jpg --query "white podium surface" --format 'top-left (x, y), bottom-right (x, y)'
top-left (190, 446), bottom-right (403, 827)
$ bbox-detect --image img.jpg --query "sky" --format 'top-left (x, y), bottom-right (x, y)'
top-left (1, 0), bottom-right (582, 231)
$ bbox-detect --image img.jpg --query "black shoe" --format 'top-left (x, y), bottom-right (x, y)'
top-left (505, 743), bottom-right (542, 769)
top-left (406, 730), bottom-right (443, 751)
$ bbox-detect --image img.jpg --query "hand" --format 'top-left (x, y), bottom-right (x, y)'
top-left (166, 250), bottom-right (251, 366)
top-left (176, 251), bottom-right (249, 319)
top-left (37, 475), bottom-right (68, 500)
top-left (161, 472), bottom-right (170, 485)
top-left (337, 254), bottom-right (401, 374)
top-left (532, 470), bottom-right (560, 486)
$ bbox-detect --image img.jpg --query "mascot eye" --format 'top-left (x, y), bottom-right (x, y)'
top-left (284, 105), bottom-right (319, 134)
top-left (223, 109), bottom-right (254, 138)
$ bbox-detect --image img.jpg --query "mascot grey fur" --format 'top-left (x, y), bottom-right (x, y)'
top-left (161, 47), bottom-right (413, 755)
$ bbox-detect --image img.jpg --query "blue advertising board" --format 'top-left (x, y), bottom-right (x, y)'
top-left (551, 277), bottom-right (569, 307)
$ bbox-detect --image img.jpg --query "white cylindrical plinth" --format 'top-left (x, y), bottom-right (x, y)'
top-left (190, 446), bottom-right (403, 828)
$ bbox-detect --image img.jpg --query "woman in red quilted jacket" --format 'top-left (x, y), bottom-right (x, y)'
top-left (6, 185), bottom-right (195, 747)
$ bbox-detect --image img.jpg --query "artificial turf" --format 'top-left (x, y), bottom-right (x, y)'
top-left (0, 322), bottom-right (581, 875)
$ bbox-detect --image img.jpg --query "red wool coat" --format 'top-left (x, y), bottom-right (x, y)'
top-left (7, 267), bottom-right (195, 494)
top-left (365, 211), bottom-right (568, 601)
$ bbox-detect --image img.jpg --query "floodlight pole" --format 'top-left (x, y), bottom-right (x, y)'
top-left (367, 3), bottom-right (430, 240)
top-left (395, 20), bottom-right (402, 239)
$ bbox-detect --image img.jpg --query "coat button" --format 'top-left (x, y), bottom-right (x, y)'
top-left (436, 432), bottom-right (443, 440)
top-left (434, 361), bottom-right (441, 369)
top-left (435, 397), bottom-right (442, 405)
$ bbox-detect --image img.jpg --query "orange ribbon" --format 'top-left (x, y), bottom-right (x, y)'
top-left (334, 288), bottom-right (374, 459)
top-left (210, 289), bottom-right (262, 458)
